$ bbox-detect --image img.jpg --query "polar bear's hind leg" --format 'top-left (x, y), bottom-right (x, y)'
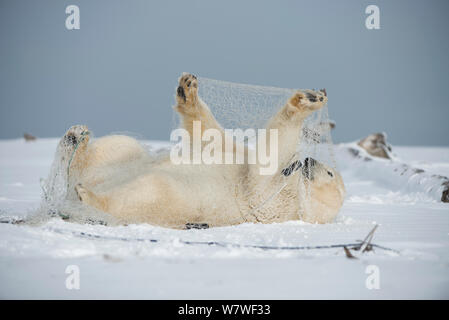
top-left (54, 125), bottom-right (90, 199)
top-left (75, 183), bottom-right (106, 211)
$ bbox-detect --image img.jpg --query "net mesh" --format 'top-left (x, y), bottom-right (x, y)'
top-left (37, 135), bottom-right (120, 225)
top-left (38, 76), bottom-right (338, 225)
top-left (178, 77), bottom-right (338, 220)
top-left (194, 77), bottom-right (336, 169)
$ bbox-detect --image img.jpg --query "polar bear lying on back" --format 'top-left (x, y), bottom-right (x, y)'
top-left (54, 74), bottom-right (345, 229)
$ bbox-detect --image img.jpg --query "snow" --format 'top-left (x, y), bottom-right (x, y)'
top-left (1, 138), bottom-right (448, 299)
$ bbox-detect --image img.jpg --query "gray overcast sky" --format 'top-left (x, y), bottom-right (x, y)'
top-left (0, 0), bottom-right (448, 145)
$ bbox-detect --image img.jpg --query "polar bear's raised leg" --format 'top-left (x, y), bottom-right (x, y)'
top-left (242, 89), bottom-right (329, 223)
top-left (264, 89), bottom-right (328, 170)
top-left (60, 125), bottom-right (90, 181)
top-left (57, 125), bottom-right (149, 192)
top-left (42, 124), bottom-right (91, 203)
top-left (175, 73), bottom-right (224, 137)
top-left (59, 125), bottom-right (90, 164)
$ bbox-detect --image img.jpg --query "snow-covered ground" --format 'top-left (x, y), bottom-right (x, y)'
top-left (0, 138), bottom-right (448, 299)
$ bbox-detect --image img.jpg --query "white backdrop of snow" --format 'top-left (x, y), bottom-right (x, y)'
top-left (1, 138), bottom-right (449, 299)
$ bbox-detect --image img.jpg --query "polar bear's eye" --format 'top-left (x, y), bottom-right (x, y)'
top-left (327, 171), bottom-right (333, 178)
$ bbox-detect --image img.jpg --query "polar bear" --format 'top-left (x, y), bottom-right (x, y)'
top-left (53, 74), bottom-right (345, 228)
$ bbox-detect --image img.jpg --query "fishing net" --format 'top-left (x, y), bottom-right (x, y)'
top-left (172, 76), bottom-right (338, 221)
top-left (37, 76), bottom-right (338, 225)
top-left (197, 77), bottom-right (336, 165)
top-left (37, 132), bottom-right (120, 225)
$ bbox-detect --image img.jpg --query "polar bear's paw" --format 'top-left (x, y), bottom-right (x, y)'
top-left (185, 223), bottom-right (209, 230)
top-left (288, 89), bottom-right (327, 114)
top-left (75, 183), bottom-right (103, 210)
top-left (75, 183), bottom-right (91, 202)
top-left (176, 73), bottom-right (199, 114)
top-left (62, 125), bottom-right (90, 149)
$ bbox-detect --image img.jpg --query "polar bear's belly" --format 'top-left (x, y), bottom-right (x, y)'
top-left (104, 163), bottom-right (246, 227)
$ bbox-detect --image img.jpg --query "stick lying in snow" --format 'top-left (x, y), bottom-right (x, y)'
top-left (359, 224), bottom-right (378, 252)
top-left (343, 225), bottom-right (379, 259)
top-left (343, 246), bottom-right (357, 259)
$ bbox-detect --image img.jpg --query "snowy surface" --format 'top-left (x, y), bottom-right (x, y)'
top-left (1, 138), bottom-right (448, 299)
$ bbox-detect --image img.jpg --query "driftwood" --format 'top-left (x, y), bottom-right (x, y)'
top-left (23, 133), bottom-right (36, 141)
top-left (357, 132), bottom-right (392, 159)
top-left (346, 133), bottom-right (449, 203)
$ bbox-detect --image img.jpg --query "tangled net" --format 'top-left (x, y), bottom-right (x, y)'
top-left (174, 76), bottom-right (338, 220)
top-left (38, 76), bottom-right (338, 225)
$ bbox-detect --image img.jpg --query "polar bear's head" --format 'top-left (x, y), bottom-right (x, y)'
top-left (300, 157), bottom-right (346, 223)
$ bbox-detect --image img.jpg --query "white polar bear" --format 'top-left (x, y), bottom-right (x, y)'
top-left (53, 74), bottom-right (345, 229)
